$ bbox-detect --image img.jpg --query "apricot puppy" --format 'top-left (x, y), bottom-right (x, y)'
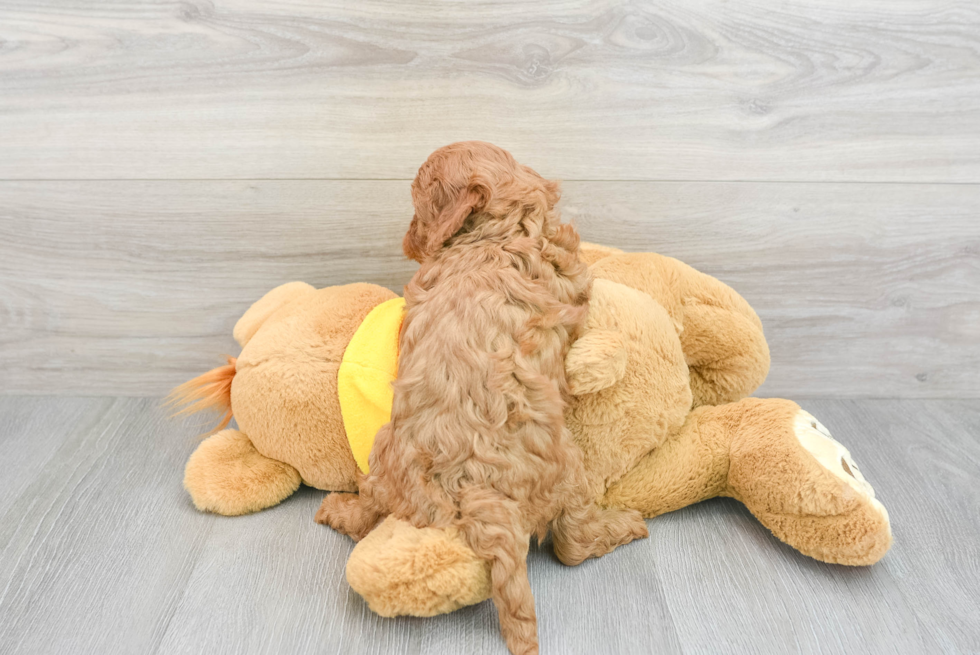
top-left (317, 142), bottom-right (647, 655)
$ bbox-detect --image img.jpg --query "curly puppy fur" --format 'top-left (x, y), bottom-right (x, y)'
top-left (317, 142), bottom-right (647, 654)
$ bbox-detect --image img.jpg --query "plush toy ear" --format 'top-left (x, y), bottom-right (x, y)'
top-left (404, 182), bottom-right (491, 262)
top-left (565, 329), bottom-right (628, 395)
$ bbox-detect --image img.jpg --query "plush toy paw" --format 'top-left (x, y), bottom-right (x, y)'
top-left (729, 402), bottom-right (892, 566)
top-left (346, 517), bottom-right (491, 617)
top-left (793, 411), bottom-right (889, 521)
top-left (183, 429), bottom-right (302, 516)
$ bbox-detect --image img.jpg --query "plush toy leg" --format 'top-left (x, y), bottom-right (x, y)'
top-left (601, 403), bottom-right (733, 516)
top-left (603, 398), bottom-right (892, 565)
top-left (184, 429), bottom-right (302, 516)
top-left (727, 402), bottom-right (892, 565)
top-left (679, 300), bottom-right (770, 407)
top-left (345, 516), bottom-right (492, 617)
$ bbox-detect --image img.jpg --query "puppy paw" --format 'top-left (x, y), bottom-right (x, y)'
top-left (553, 506), bottom-right (649, 566)
top-left (596, 507), bottom-right (649, 556)
top-left (316, 492), bottom-right (377, 541)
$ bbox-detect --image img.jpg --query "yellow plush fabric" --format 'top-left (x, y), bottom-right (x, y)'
top-left (337, 297), bottom-right (406, 473)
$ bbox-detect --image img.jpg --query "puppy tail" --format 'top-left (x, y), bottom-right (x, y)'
top-left (458, 492), bottom-right (538, 655)
top-left (165, 355), bottom-right (237, 435)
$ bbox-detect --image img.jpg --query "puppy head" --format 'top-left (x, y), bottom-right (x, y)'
top-left (404, 141), bottom-right (560, 262)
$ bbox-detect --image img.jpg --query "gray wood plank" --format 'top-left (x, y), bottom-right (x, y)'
top-left (650, 498), bottom-right (942, 654)
top-left (800, 399), bottom-right (980, 653)
top-left (1, 0), bottom-right (978, 181)
top-left (2, 180), bottom-right (977, 398)
top-left (0, 179), bottom-right (416, 397)
top-left (153, 486), bottom-right (682, 655)
top-left (0, 397), bottom-right (215, 655)
top-left (0, 397), bottom-right (101, 521)
top-left (2, 398), bottom-right (978, 654)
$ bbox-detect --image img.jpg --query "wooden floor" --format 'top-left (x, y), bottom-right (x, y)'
top-left (1, 396), bottom-right (978, 654)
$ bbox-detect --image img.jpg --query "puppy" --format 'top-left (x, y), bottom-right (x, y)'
top-left (317, 142), bottom-right (647, 655)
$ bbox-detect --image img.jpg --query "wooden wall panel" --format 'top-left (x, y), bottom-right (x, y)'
top-left (0, 0), bottom-right (978, 181)
top-left (2, 180), bottom-right (977, 397)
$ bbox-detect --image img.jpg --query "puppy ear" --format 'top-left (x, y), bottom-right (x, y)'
top-left (407, 182), bottom-right (490, 262)
top-left (402, 214), bottom-right (426, 262)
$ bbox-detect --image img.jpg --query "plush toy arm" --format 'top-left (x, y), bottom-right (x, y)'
top-left (668, 259), bottom-right (770, 406)
top-left (565, 329), bottom-right (628, 395)
top-left (680, 298), bottom-right (770, 406)
top-left (590, 253), bottom-right (770, 406)
top-left (233, 281), bottom-right (316, 347)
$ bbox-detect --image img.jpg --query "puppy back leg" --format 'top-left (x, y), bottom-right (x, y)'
top-left (552, 496), bottom-right (648, 566)
top-left (551, 432), bottom-right (648, 566)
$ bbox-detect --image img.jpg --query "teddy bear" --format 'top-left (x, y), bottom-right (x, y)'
top-left (173, 243), bottom-right (892, 619)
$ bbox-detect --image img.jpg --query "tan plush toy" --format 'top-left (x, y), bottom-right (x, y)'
top-left (173, 243), bottom-right (891, 619)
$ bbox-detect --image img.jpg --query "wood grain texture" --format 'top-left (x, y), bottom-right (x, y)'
top-left (2, 180), bottom-right (977, 397)
top-left (0, 397), bottom-right (215, 654)
top-left (1, 397), bottom-right (978, 654)
top-left (800, 398), bottom-right (980, 652)
top-left (1, 0), bottom-right (978, 181)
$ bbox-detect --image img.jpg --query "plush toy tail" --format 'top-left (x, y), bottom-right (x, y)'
top-left (166, 355), bottom-right (237, 435)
